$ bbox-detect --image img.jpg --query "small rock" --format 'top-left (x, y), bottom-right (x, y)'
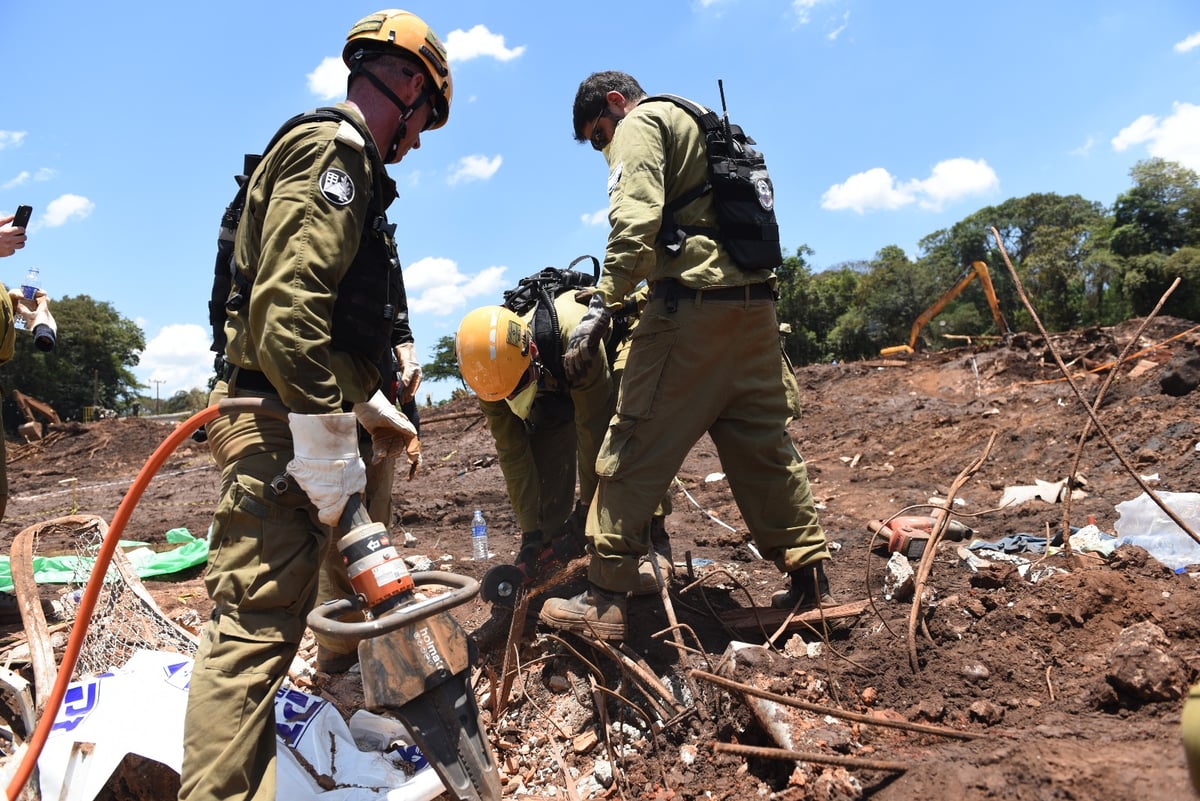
top-left (968, 700), bottom-right (1005, 725)
top-left (962, 663), bottom-right (991, 684)
top-left (861, 687), bottom-right (878, 707)
top-left (593, 758), bottom-right (613, 788)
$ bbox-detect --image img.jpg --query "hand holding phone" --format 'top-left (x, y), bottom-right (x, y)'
top-left (11, 205), bottom-right (32, 229)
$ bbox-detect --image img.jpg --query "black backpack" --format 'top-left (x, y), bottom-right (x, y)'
top-left (646, 85), bottom-right (783, 272)
top-left (501, 255), bottom-right (599, 384)
top-left (206, 106), bottom-right (381, 368)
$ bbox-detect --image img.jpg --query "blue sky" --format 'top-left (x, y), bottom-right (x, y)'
top-left (3, 1), bottom-right (1198, 404)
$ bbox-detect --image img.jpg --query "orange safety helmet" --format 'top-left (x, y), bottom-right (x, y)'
top-left (455, 306), bottom-right (532, 401)
top-left (343, 9), bottom-right (452, 130)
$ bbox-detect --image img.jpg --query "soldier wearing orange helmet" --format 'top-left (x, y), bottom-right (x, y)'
top-left (179, 11), bottom-right (452, 800)
top-left (456, 287), bottom-right (674, 591)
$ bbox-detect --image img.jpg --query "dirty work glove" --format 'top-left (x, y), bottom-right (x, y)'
top-left (396, 342), bottom-right (422, 404)
top-left (353, 390), bottom-right (422, 479)
top-left (563, 294), bottom-right (611, 385)
top-left (286, 412), bottom-right (366, 526)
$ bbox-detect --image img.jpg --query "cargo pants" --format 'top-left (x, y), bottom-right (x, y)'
top-left (179, 384), bottom-right (329, 801)
top-left (587, 291), bottom-right (830, 593)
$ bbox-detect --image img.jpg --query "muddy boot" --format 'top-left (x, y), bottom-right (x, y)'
top-left (771, 561), bottom-right (836, 610)
top-left (538, 583), bottom-right (627, 641)
top-left (634, 516), bottom-right (674, 596)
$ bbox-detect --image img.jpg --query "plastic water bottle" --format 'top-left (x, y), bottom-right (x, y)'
top-left (21, 266), bottom-right (40, 300)
top-left (13, 266), bottom-right (39, 330)
top-left (471, 510), bottom-right (489, 560)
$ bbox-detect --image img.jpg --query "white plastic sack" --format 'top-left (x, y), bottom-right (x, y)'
top-left (1114, 491), bottom-right (1200, 571)
top-left (35, 649), bottom-right (446, 801)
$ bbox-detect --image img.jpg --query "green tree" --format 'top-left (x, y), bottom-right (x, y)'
top-left (1110, 159), bottom-right (1200, 257)
top-left (423, 334), bottom-right (467, 389)
top-left (775, 247), bottom-right (863, 364)
top-left (0, 294), bottom-right (145, 422)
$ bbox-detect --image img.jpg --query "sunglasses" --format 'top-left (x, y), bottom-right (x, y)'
top-left (400, 67), bottom-right (441, 132)
top-left (589, 105), bottom-right (613, 151)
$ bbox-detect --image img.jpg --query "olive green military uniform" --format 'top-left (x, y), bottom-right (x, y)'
top-left (180, 104), bottom-right (394, 801)
top-left (585, 98), bottom-right (830, 593)
top-left (479, 291), bottom-right (614, 540)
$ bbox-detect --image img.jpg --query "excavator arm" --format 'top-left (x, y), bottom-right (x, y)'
top-left (10, 390), bottom-right (61, 441)
top-left (881, 261), bottom-right (1010, 356)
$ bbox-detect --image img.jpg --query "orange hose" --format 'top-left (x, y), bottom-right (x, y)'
top-left (5, 399), bottom-right (283, 800)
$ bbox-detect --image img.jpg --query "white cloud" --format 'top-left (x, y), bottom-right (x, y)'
top-left (821, 167), bottom-right (915, 213)
top-left (445, 25), bottom-right (525, 63)
top-left (908, 158), bottom-right (999, 211)
top-left (793, 0), bottom-right (831, 24)
top-left (136, 323), bottom-right (214, 397)
top-left (0, 131), bottom-right (26, 150)
top-left (404, 257), bottom-right (509, 316)
top-left (40, 194), bottom-right (94, 228)
top-left (1175, 32), bottom-right (1200, 53)
top-left (1111, 102), bottom-right (1200, 171)
top-left (308, 56), bottom-right (347, 100)
top-left (1070, 136), bottom-right (1096, 158)
top-left (581, 208), bottom-right (608, 226)
top-left (3, 172), bottom-right (29, 190)
top-left (822, 158), bottom-right (998, 214)
top-left (448, 154), bottom-right (502, 185)
top-left (828, 10), bottom-right (850, 41)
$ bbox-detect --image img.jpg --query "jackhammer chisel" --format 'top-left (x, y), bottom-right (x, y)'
top-left (307, 496), bottom-right (501, 801)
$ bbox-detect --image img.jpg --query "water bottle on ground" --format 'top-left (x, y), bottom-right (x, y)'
top-left (14, 266), bottom-right (39, 330)
top-left (471, 509), bottom-right (489, 560)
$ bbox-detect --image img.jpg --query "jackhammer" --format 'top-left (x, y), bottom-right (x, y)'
top-left (308, 496), bottom-right (501, 801)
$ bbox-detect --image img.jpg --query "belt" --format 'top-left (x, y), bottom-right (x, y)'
top-left (650, 279), bottom-right (775, 303)
top-left (222, 362), bottom-right (278, 395)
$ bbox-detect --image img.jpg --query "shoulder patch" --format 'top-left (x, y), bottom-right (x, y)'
top-left (333, 120), bottom-right (366, 152)
top-left (607, 161), bottom-right (623, 195)
top-left (319, 168), bottom-right (355, 206)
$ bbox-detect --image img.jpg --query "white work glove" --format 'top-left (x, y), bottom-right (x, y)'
top-left (563, 293), bottom-right (611, 385)
top-left (396, 341), bottom-right (422, 404)
top-left (353, 390), bottom-right (422, 480)
top-left (286, 412), bottom-right (366, 526)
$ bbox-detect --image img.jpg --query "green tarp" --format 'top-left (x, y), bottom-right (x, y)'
top-left (0, 528), bottom-right (208, 594)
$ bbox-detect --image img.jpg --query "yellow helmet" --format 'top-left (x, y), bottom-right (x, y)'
top-left (343, 9), bottom-right (452, 130)
top-left (456, 306), bottom-right (531, 401)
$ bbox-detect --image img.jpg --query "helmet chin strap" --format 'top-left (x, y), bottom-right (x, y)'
top-left (351, 61), bottom-right (431, 162)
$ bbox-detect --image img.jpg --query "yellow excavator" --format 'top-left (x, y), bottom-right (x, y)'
top-left (10, 389), bottom-right (62, 442)
top-left (880, 260), bottom-right (1011, 356)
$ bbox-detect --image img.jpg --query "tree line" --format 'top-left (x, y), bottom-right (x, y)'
top-left (422, 157), bottom-right (1200, 389)
top-left (3, 158), bottom-right (1196, 424)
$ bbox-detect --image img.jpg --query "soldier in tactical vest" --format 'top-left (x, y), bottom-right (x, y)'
top-left (539, 70), bottom-right (841, 642)
top-left (179, 11), bottom-right (450, 801)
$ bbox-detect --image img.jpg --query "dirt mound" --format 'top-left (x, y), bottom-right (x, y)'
top-left (3, 315), bottom-right (1200, 800)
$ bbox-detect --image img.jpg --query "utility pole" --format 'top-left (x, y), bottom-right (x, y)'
top-left (152, 379), bottom-right (166, 414)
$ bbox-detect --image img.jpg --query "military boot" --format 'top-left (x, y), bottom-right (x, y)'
top-left (770, 561), bottom-right (836, 610)
top-left (634, 515), bottom-right (674, 596)
top-left (538, 583), bottom-right (627, 640)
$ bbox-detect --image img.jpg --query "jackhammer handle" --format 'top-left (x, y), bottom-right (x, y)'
top-left (339, 492), bottom-right (373, 532)
top-left (307, 571), bottom-right (480, 639)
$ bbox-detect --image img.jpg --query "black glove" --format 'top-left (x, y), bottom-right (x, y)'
top-left (563, 294), bottom-right (611, 384)
top-left (517, 530), bottom-right (546, 575)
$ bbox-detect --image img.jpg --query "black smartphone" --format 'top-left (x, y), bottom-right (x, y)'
top-left (12, 205), bottom-right (31, 228)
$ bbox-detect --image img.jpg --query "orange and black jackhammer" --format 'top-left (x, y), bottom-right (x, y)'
top-left (307, 490), bottom-right (501, 801)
